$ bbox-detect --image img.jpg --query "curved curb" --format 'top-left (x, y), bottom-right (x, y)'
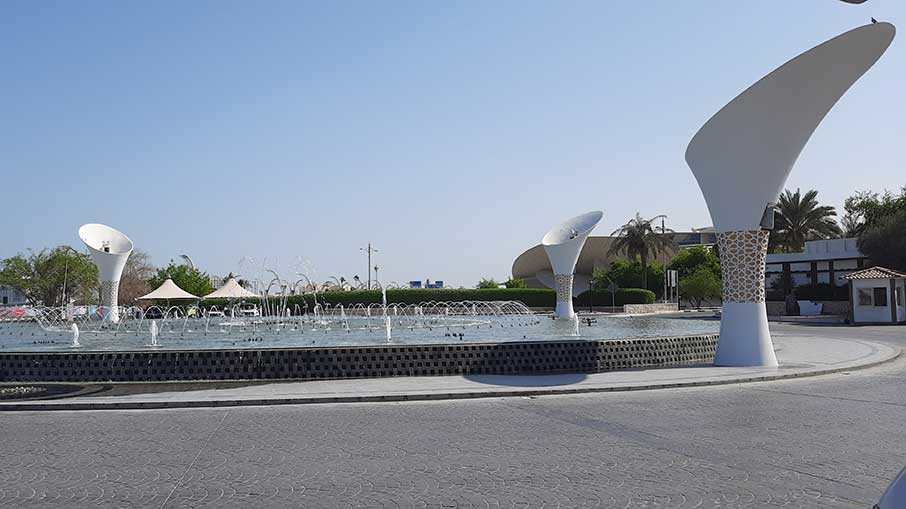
top-left (0, 344), bottom-right (899, 412)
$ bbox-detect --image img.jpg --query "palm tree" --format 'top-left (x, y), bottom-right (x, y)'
top-left (771, 189), bottom-right (842, 252)
top-left (607, 213), bottom-right (676, 289)
top-left (840, 212), bottom-right (863, 238)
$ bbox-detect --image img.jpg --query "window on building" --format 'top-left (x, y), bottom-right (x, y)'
top-left (897, 287), bottom-right (903, 307)
top-left (874, 287), bottom-right (888, 307)
top-left (835, 259), bottom-right (860, 270)
top-left (858, 289), bottom-right (873, 306)
top-left (1, 296), bottom-right (7, 305)
top-left (791, 273), bottom-right (811, 287)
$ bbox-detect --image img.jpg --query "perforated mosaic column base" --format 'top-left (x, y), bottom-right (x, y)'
top-left (554, 273), bottom-right (575, 319)
top-left (714, 229), bottom-right (777, 367)
top-left (717, 230), bottom-right (769, 303)
top-left (100, 280), bottom-right (121, 322)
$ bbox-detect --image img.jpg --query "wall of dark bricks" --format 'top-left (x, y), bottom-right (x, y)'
top-left (0, 334), bottom-right (719, 383)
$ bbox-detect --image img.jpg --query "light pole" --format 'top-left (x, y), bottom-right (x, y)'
top-left (59, 246), bottom-right (80, 314)
top-left (360, 242), bottom-right (378, 290)
top-left (374, 265), bottom-right (380, 286)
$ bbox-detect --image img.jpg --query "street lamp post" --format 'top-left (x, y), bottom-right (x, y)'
top-left (374, 265), bottom-right (380, 286)
top-left (59, 246), bottom-right (80, 317)
top-left (360, 242), bottom-right (378, 290)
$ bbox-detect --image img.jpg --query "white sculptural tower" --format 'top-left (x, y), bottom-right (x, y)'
top-left (686, 23), bottom-right (895, 366)
top-left (79, 223), bottom-right (134, 323)
top-left (542, 211), bottom-right (603, 320)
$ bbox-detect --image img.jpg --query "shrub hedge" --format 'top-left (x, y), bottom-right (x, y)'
top-left (199, 287), bottom-right (656, 309)
top-left (201, 288), bottom-right (557, 309)
top-left (574, 288), bottom-right (656, 306)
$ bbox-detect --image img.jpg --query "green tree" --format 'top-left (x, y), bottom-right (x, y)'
top-left (0, 246), bottom-right (98, 306)
top-left (149, 263), bottom-right (213, 297)
top-left (770, 188), bottom-right (841, 253)
top-left (477, 278), bottom-right (499, 289)
top-left (858, 209), bottom-right (906, 271)
top-left (592, 259), bottom-right (665, 298)
top-left (840, 212), bottom-right (862, 238)
top-left (667, 246), bottom-right (720, 280)
top-left (118, 249), bottom-right (156, 304)
top-left (504, 277), bottom-right (526, 288)
top-left (678, 268), bottom-right (722, 308)
top-left (845, 187), bottom-right (906, 232)
top-left (608, 213), bottom-right (676, 289)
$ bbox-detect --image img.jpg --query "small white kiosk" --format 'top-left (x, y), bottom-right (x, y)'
top-left (843, 267), bottom-right (906, 324)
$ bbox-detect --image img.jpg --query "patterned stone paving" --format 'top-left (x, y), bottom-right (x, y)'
top-left (1, 325), bottom-right (905, 508)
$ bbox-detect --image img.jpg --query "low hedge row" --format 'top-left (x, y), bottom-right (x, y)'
top-left (199, 287), bottom-right (656, 309)
top-left (574, 288), bottom-right (656, 306)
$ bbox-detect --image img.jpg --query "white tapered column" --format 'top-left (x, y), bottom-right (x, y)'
top-left (542, 211), bottom-right (603, 320)
top-left (685, 23), bottom-right (894, 366)
top-left (79, 224), bottom-right (134, 323)
top-left (715, 230), bottom-right (776, 366)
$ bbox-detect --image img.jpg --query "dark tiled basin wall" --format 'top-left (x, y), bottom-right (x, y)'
top-left (0, 334), bottom-right (718, 383)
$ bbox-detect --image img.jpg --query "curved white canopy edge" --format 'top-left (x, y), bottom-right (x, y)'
top-left (78, 223), bottom-right (133, 282)
top-left (685, 23), bottom-right (895, 232)
top-left (541, 211), bottom-right (603, 275)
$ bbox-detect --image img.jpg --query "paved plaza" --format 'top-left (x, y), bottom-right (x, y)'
top-left (1, 324), bottom-right (905, 507)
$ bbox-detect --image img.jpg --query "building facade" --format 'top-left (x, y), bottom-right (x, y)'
top-left (512, 231), bottom-right (717, 292)
top-left (765, 238), bottom-right (867, 297)
top-left (0, 286), bottom-right (28, 306)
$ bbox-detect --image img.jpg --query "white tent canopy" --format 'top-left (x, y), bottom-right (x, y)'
top-left (203, 277), bottom-right (259, 300)
top-left (137, 278), bottom-right (199, 301)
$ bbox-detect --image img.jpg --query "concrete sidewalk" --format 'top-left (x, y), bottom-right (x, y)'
top-left (0, 332), bottom-right (898, 411)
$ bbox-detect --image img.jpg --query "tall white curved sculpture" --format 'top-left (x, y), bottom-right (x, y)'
top-left (686, 23), bottom-right (895, 366)
top-left (542, 211), bottom-right (603, 320)
top-left (79, 223), bottom-right (134, 323)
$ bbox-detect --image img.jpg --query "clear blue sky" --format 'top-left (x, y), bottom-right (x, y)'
top-left (2, 1), bottom-right (904, 287)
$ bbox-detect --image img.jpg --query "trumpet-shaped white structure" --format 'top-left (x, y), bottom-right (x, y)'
top-left (79, 223), bottom-right (134, 323)
top-left (542, 211), bottom-right (603, 320)
top-left (686, 23), bottom-right (895, 366)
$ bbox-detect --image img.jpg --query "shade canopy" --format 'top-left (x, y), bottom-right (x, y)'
top-left (137, 278), bottom-right (199, 301)
top-left (203, 277), bottom-right (259, 299)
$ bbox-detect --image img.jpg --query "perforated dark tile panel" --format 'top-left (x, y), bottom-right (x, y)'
top-left (0, 335), bottom-right (719, 382)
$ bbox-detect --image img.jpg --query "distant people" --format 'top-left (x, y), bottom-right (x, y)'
top-left (784, 293), bottom-right (800, 316)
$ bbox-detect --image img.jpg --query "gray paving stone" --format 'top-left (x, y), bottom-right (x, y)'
top-left (1, 323), bottom-right (905, 507)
